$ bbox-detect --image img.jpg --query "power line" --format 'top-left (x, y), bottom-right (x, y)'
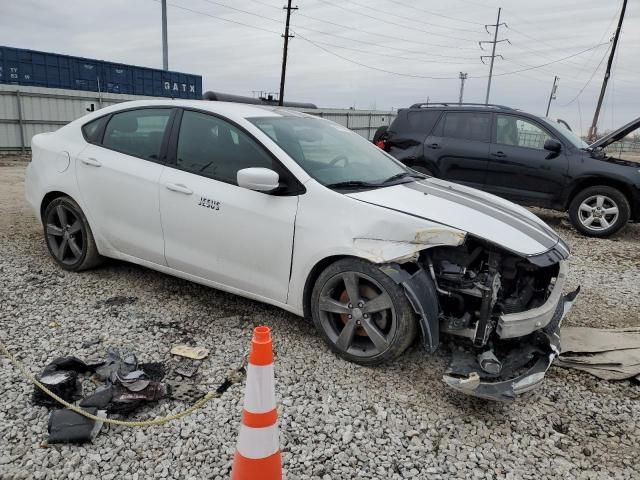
top-left (308, 40), bottom-right (480, 63)
top-left (382, 0), bottom-right (485, 26)
top-left (295, 32), bottom-right (609, 81)
top-left (558, 43), bottom-right (611, 107)
top-left (157, 0), bottom-right (281, 34)
top-left (293, 33), bottom-right (466, 79)
top-left (311, 0), bottom-right (480, 48)
top-left (342, 0), bottom-right (482, 34)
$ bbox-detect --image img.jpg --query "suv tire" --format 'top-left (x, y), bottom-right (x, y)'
top-left (568, 185), bottom-right (630, 237)
top-left (311, 258), bottom-right (417, 366)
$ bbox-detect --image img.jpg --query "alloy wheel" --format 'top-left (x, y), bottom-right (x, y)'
top-left (46, 204), bottom-right (85, 265)
top-left (578, 195), bottom-right (619, 232)
top-left (317, 271), bottom-right (397, 359)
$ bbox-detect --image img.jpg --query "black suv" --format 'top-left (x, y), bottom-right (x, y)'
top-left (374, 103), bottom-right (640, 237)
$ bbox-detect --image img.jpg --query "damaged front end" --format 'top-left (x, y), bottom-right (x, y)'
top-left (384, 236), bottom-right (579, 401)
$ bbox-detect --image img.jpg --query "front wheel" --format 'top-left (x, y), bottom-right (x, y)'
top-left (568, 186), bottom-right (630, 237)
top-left (311, 258), bottom-right (417, 366)
top-left (43, 196), bottom-right (103, 271)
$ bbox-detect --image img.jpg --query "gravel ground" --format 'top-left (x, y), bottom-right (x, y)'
top-left (1, 157), bottom-right (639, 479)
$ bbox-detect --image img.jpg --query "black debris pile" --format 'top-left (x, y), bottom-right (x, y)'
top-left (33, 348), bottom-right (168, 444)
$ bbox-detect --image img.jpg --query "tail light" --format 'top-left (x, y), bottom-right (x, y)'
top-left (374, 139), bottom-right (386, 150)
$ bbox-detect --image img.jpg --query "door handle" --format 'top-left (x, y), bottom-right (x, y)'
top-left (427, 143), bottom-right (441, 149)
top-left (491, 151), bottom-right (507, 158)
top-left (165, 183), bottom-right (193, 195)
top-left (80, 157), bottom-right (102, 167)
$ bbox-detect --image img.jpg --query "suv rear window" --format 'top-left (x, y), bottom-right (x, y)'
top-left (439, 112), bottom-right (491, 142)
top-left (391, 110), bottom-right (440, 135)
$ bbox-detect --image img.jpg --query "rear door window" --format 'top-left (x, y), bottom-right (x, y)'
top-left (102, 108), bottom-right (172, 161)
top-left (82, 116), bottom-right (107, 143)
top-left (439, 112), bottom-right (491, 142)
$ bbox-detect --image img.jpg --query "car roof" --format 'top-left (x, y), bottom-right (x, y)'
top-left (100, 99), bottom-right (307, 119)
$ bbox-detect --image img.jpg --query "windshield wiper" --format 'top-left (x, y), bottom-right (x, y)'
top-left (325, 180), bottom-right (380, 190)
top-left (381, 172), bottom-right (425, 184)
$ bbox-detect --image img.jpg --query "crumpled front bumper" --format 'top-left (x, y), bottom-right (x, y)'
top-left (442, 287), bottom-right (580, 402)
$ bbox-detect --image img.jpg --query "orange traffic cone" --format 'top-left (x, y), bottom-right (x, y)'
top-left (231, 326), bottom-right (282, 480)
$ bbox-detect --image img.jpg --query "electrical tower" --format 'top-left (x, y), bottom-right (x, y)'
top-left (278, 0), bottom-right (298, 106)
top-left (480, 7), bottom-right (509, 105)
top-left (588, 0), bottom-right (627, 142)
top-left (458, 72), bottom-right (468, 104)
top-left (545, 76), bottom-right (559, 117)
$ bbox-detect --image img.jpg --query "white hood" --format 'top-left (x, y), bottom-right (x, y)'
top-left (347, 177), bottom-right (564, 257)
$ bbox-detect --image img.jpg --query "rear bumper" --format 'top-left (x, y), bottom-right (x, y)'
top-left (442, 287), bottom-right (579, 402)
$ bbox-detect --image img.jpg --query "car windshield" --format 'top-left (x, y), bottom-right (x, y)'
top-left (248, 116), bottom-right (412, 188)
top-left (539, 117), bottom-right (589, 149)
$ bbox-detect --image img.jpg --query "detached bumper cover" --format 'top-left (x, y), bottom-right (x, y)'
top-left (442, 287), bottom-right (579, 402)
top-left (497, 260), bottom-right (568, 339)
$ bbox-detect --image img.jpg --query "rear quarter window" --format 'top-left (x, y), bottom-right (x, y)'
top-left (81, 116), bottom-right (107, 143)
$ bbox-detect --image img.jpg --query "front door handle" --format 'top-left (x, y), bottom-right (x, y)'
top-left (165, 183), bottom-right (193, 195)
top-left (491, 151), bottom-right (507, 158)
top-left (80, 157), bottom-right (102, 167)
top-left (427, 143), bottom-right (441, 149)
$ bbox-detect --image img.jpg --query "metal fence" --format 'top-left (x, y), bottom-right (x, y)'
top-left (0, 85), bottom-right (396, 152)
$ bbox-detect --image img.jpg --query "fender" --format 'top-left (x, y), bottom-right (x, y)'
top-left (379, 263), bottom-right (440, 353)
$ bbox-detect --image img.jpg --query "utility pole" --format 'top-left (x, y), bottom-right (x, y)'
top-left (480, 7), bottom-right (509, 105)
top-left (278, 0), bottom-right (298, 106)
top-left (161, 0), bottom-right (168, 70)
top-left (588, 0), bottom-right (627, 142)
top-left (545, 75), bottom-right (559, 117)
top-left (458, 72), bottom-right (468, 104)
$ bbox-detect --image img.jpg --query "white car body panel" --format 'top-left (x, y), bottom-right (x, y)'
top-left (76, 143), bottom-right (166, 265)
top-left (158, 167), bottom-right (298, 303)
top-left (24, 99), bottom-right (564, 318)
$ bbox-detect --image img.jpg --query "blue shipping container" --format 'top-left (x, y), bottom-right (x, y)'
top-left (0, 46), bottom-right (203, 99)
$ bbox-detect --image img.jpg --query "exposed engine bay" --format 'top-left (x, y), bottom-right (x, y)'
top-left (424, 237), bottom-right (560, 347)
top-left (384, 237), bottom-right (578, 401)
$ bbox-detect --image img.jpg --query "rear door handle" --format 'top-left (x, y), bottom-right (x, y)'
top-left (427, 143), bottom-right (441, 149)
top-left (491, 151), bottom-right (506, 158)
top-left (80, 157), bottom-right (101, 167)
top-left (165, 183), bottom-right (193, 195)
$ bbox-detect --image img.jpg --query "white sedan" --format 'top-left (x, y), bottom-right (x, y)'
top-left (25, 100), bottom-right (578, 401)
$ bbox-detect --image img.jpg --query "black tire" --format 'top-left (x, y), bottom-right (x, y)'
top-left (43, 196), bottom-right (103, 271)
top-left (372, 125), bottom-right (388, 143)
top-left (311, 258), bottom-right (417, 366)
top-left (568, 186), bottom-right (630, 238)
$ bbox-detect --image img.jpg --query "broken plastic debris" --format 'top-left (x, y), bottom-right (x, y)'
top-left (47, 408), bottom-right (106, 444)
top-left (170, 344), bottom-right (209, 360)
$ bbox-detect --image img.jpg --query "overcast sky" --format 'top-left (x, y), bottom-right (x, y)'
top-left (1, 0), bottom-right (637, 136)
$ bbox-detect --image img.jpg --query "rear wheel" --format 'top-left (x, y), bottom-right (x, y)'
top-left (43, 196), bottom-right (103, 271)
top-left (311, 258), bottom-right (417, 366)
top-left (568, 186), bottom-right (630, 237)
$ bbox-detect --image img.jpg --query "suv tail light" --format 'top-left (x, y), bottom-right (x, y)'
top-left (374, 139), bottom-right (386, 150)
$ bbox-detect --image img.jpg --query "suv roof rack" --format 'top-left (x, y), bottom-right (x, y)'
top-left (409, 102), bottom-right (514, 110)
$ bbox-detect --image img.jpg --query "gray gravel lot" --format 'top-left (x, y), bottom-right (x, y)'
top-left (1, 158), bottom-right (639, 479)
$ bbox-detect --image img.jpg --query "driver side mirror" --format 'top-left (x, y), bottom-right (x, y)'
top-left (237, 167), bottom-right (280, 192)
top-left (543, 138), bottom-right (562, 153)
